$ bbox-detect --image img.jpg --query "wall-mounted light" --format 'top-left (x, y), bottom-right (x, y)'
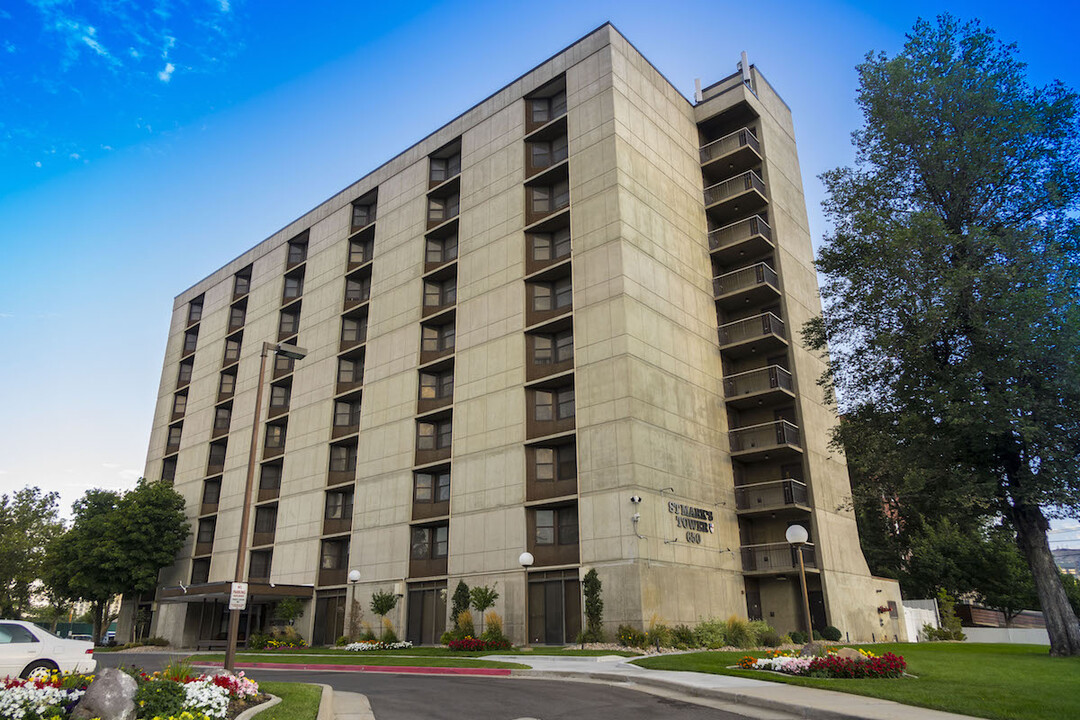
top-left (630, 495), bottom-right (642, 504)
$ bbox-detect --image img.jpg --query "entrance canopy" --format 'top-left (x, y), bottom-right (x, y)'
top-left (158, 581), bottom-right (313, 604)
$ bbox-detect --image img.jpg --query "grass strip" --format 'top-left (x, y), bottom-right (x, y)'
top-left (253, 682), bottom-right (321, 720)
top-left (190, 653), bottom-right (528, 669)
top-left (633, 643), bottom-right (1080, 720)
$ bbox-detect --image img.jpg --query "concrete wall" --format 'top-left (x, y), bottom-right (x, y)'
top-left (963, 627), bottom-right (1050, 645)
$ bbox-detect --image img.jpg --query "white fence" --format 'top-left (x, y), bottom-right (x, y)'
top-left (963, 627), bottom-right (1050, 645)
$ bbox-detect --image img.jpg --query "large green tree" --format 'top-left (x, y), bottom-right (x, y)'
top-left (44, 480), bottom-right (189, 641)
top-left (807, 15), bottom-right (1080, 655)
top-left (0, 487), bottom-right (61, 617)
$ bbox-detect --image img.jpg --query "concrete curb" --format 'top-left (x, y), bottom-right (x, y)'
top-left (234, 693), bottom-right (281, 720)
top-left (195, 660), bottom-right (514, 676)
top-left (315, 683), bottom-right (335, 720)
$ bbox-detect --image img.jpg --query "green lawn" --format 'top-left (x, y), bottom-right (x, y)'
top-left (189, 652), bottom-right (528, 669)
top-left (633, 643), bottom-right (1080, 720)
top-left (256, 682), bottom-right (322, 720)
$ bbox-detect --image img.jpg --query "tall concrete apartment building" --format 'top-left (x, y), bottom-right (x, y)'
top-left (130, 24), bottom-right (906, 648)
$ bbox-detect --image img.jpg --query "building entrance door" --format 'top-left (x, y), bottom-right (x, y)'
top-left (312, 591), bottom-right (346, 646)
top-left (809, 590), bottom-right (827, 632)
top-left (407, 581), bottom-right (447, 645)
top-left (527, 570), bottom-right (581, 644)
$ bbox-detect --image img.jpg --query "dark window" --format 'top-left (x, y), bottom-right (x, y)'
top-left (224, 336), bottom-right (242, 363)
top-left (419, 370), bottom-right (454, 400)
top-left (208, 441), bottom-right (227, 468)
top-left (274, 353), bottom-right (295, 375)
top-left (191, 558), bottom-right (211, 584)
top-left (254, 505), bottom-right (277, 534)
top-left (410, 525), bottom-right (448, 560)
top-left (269, 383), bottom-right (291, 411)
top-left (420, 323), bottom-right (455, 353)
top-left (325, 489), bottom-right (354, 519)
top-left (338, 357), bottom-right (364, 385)
top-left (417, 419), bottom-right (452, 450)
top-left (219, 370), bottom-right (236, 397)
top-left (535, 506), bottom-right (578, 546)
top-left (283, 273), bottom-right (304, 300)
top-left (279, 308), bottom-right (300, 336)
top-left (534, 387), bottom-right (574, 421)
top-left (329, 443), bottom-right (357, 472)
top-left (533, 329), bottom-right (573, 365)
top-left (346, 275), bottom-right (371, 304)
top-left (352, 202), bottom-right (376, 229)
top-left (530, 135), bottom-right (568, 168)
top-left (342, 316), bottom-right (368, 344)
top-left (530, 227), bottom-right (571, 262)
top-left (172, 393), bottom-right (188, 416)
top-left (161, 457), bottom-right (177, 482)
top-left (334, 399), bottom-right (361, 427)
top-left (197, 517), bottom-right (216, 544)
top-left (249, 550), bottom-right (272, 579)
top-left (177, 359), bottom-right (193, 386)
top-left (430, 152), bottom-right (461, 184)
top-left (287, 240), bottom-right (308, 265)
top-left (183, 329), bottom-right (199, 355)
top-left (213, 405), bottom-right (231, 431)
top-left (428, 194), bottom-right (460, 224)
top-left (425, 235), bottom-right (458, 264)
top-left (202, 477), bottom-right (222, 505)
top-left (529, 180), bottom-right (570, 215)
top-left (423, 277), bottom-right (456, 307)
top-left (531, 276), bottom-right (572, 312)
top-left (167, 424), bottom-right (182, 449)
top-left (265, 423), bottom-right (287, 449)
top-left (414, 470), bottom-right (451, 503)
top-left (349, 237), bottom-right (373, 265)
top-left (259, 463), bottom-right (282, 491)
top-left (534, 445), bottom-right (576, 482)
top-left (188, 296), bottom-right (204, 324)
top-left (234, 267), bottom-right (252, 296)
top-left (229, 305), bottom-right (246, 329)
top-left (529, 90), bottom-right (567, 124)
top-left (320, 538), bottom-right (349, 570)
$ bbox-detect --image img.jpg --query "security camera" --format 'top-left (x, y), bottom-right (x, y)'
top-left (631, 513), bottom-right (641, 522)
top-left (630, 495), bottom-right (642, 504)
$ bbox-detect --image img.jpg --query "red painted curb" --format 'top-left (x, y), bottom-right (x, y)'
top-left (196, 661), bottom-right (513, 677)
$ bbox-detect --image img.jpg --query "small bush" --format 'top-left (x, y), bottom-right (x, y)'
top-left (671, 624), bottom-right (695, 648)
top-left (456, 610), bottom-right (475, 639)
top-left (757, 629), bottom-right (783, 647)
top-left (747, 620), bottom-right (772, 644)
top-left (135, 678), bottom-right (185, 718)
top-left (380, 617), bottom-right (398, 643)
top-left (248, 631), bottom-right (271, 650)
top-left (617, 624), bottom-right (647, 648)
top-left (789, 630), bottom-right (808, 644)
top-left (440, 631), bottom-right (454, 645)
top-left (812, 630), bottom-right (823, 641)
top-left (693, 618), bottom-right (728, 649)
top-left (336, 635), bottom-right (348, 646)
top-left (361, 622), bottom-right (378, 642)
top-left (821, 625), bottom-right (842, 642)
top-left (481, 611), bottom-right (506, 643)
top-left (646, 621), bottom-right (672, 648)
top-left (726, 615), bottom-right (754, 648)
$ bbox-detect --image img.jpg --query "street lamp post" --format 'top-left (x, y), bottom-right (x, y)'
top-left (785, 524), bottom-right (814, 639)
top-left (348, 570), bottom-right (361, 640)
top-left (518, 552), bottom-right (534, 649)
top-left (225, 342), bottom-right (307, 673)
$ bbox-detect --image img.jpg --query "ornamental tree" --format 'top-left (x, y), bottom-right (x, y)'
top-left (469, 584), bottom-right (499, 637)
top-left (0, 486), bottom-right (61, 618)
top-left (807, 15), bottom-right (1080, 654)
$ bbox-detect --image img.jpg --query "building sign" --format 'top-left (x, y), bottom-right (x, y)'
top-left (229, 582), bottom-right (249, 610)
top-left (668, 502), bottom-right (715, 544)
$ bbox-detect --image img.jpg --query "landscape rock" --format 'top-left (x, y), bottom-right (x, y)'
top-left (71, 667), bottom-right (138, 720)
top-left (835, 647), bottom-right (864, 661)
top-left (799, 641), bottom-right (824, 657)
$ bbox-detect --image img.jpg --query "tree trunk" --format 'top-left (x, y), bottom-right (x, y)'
top-left (1012, 502), bottom-right (1080, 656)
top-left (91, 601), bottom-right (106, 646)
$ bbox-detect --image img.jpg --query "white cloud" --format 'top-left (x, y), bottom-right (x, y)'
top-left (3, 41), bottom-right (14, 53)
top-left (34, 161), bottom-right (42, 167)
top-left (69, 152), bottom-right (80, 159)
top-left (158, 62), bottom-right (175, 82)
top-left (128, 47), bottom-right (140, 59)
top-left (219, 0), bottom-right (230, 12)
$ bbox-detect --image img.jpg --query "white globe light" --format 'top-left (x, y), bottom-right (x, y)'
top-left (785, 524), bottom-right (809, 545)
top-left (348, 570), bottom-right (361, 583)
top-left (518, 552), bottom-right (535, 568)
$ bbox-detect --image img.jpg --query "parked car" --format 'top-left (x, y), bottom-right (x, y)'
top-left (0, 620), bottom-right (96, 679)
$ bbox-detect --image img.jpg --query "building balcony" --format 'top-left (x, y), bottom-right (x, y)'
top-left (734, 479), bottom-right (811, 518)
top-left (729, 420), bottom-right (803, 462)
top-left (700, 127), bottom-right (762, 183)
top-left (723, 365), bottom-right (795, 409)
top-left (714, 262), bottom-right (780, 311)
top-left (741, 542), bottom-right (817, 575)
top-left (708, 215), bottom-right (774, 268)
top-left (703, 170), bottom-right (768, 224)
top-left (718, 312), bottom-right (787, 357)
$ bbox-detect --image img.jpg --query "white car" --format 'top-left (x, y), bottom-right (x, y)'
top-left (0, 620), bottom-right (96, 679)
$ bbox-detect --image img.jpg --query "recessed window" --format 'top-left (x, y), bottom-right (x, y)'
top-left (320, 538), bottom-right (349, 570)
top-left (410, 525), bottom-right (448, 560)
top-left (259, 463), bottom-right (282, 492)
top-left (161, 456), bottom-right (177, 482)
top-left (430, 150), bottom-right (461, 184)
top-left (329, 443), bottom-right (357, 473)
top-left (249, 550), bottom-right (272, 579)
top-left (530, 227), bottom-right (571, 262)
top-left (342, 316), bottom-right (368, 345)
top-left (287, 238), bottom-right (308, 266)
top-left (346, 275), bottom-right (371, 304)
top-left (534, 387), bottom-right (574, 422)
top-left (265, 422), bottom-right (287, 449)
top-left (531, 276), bottom-right (572, 312)
top-left (325, 489), bottom-right (354, 520)
top-left (274, 352), bottom-right (295, 375)
top-left (419, 369), bottom-right (454, 401)
top-left (334, 398), bottom-right (361, 428)
top-left (254, 504), bottom-right (278, 534)
top-left (534, 445), bottom-right (577, 482)
top-left (535, 506), bottom-right (577, 546)
top-left (279, 307), bottom-right (300, 336)
top-left (530, 135), bottom-right (568, 169)
top-left (219, 370), bottom-right (237, 397)
top-left (349, 237), bottom-right (373, 265)
top-left (234, 266), bottom-right (252, 297)
top-left (337, 357), bottom-right (364, 385)
top-left (269, 383), bottom-right (291, 411)
top-left (414, 470), bottom-right (451, 503)
top-left (166, 424), bottom-right (182, 450)
top-left (425, 234), bottom-right (458, 265)
top-left (529, 180), bottom-right (570, 215)
top-left (213, 405), bottom-right (232, 431)
top-left (191, 558), bottom-right (211, 584)
top-left (207, 441), bottom-right (227, 470)
top-left (202, 477), bottom-right (222, 506)
top-left (533, 329), bottom-right (573, 365)
top-left (229, 304), bottom-right (246, 329)
top-left (283, 272), bottom-right (304, 300)
top-left (420, 322), bottom-right (455, 353)
top-left (177, 359), bottom-right (193, 387)
top-left (427, 194), bottom-right (460, 225)
top-left (197, 517), bottom-right (216, 545)
top-left (172, 393), bottom-right (188, 417)
top-left (224, 335), bottom-right (243, 364)
top-left (423, 277), bottom-right (456, 308)
top-left (187, 296), bottom-right (204, 325)
top-left (182, 329), bottom-right (199, 356)
top-left (352, 201), bottom-right (376, 230)
top-left (417, 418), bottom-right (452, 450)
top-left (529, 89), bottom-right (567, 125)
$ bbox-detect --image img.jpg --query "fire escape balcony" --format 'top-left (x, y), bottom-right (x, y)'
top-left (723, 365), bottom-right (795, 409)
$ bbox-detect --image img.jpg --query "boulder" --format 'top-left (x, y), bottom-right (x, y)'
top-left (799, 641), bottom-right (824, 657)
top-left (71, 667), bottom-right (138, 720)
top-left (835, 647), bottom-right (864, 661)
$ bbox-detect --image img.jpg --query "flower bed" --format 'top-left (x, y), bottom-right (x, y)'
top-left (738, 648), bottom-right (906, 679)
top-left (343, 640), bottom-right (414, 651)
top-left (446, 637), bottom-right (512, 652)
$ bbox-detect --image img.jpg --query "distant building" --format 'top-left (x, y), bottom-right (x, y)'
top-left (124, 23), bottom-right (905, 647)
top-left (1053, 548), bottom-right (1080, 575)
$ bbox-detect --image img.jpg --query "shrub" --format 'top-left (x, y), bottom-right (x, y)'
top-left (336, 635), bottom-right (348, 646)
top-left (812, 630), bottom-right (823, 641)
top-left (617, 624), bottom-right (647, 648)
top-left (380, 617), bottom-right (398, 643)
top-left (275, 597), bottom-right (305, 625)
top-left (162, 657), bottom-right (196, 682)
top-left (725, 616), bottom-right (754, 648)
top-left (361, 622), bottom-right (378, 642)
top-left (646, 620), bottom-right (672, 648)
top-left (456, 610), bottom-right (475, 639)
top-left (821, 625), bottom-right (842, 642)
top-left (450, 581), bottom-right (471, 622)
top-left (693, 618), bottom-right (728, 649)
top-left (583, 569), bottom-right (604, 642)
top-left (440, 631), bottom-right (454, 645)
top-left (747, 620), bottom-right (772, 645)
top-left (447, 637), bottom-right (511, 651)
top-left (481, 611), bottom-right (505, 643)
top-left (135, 675), bottom-right (185, 718)
top-left (757, 629), bottom-right (783, 647)
top-left (247, 631), bottom-right (271, 650)
top-left (671, 624), bottom-right (695, 648)
top-left (789, 630), bottom-right (808, 644)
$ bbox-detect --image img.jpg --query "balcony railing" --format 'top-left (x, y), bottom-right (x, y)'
top-left (700, 127), bottom-right (760, 164)
top-left (729, 420), bottom-right (801, 454)
top-left (724, 365), bottom-right (793, 399)
top-left (713, 263), bottom-right (779, 297)
top-left (704, 170), bottom-right (766, 207)
top-left (718, 312), bottom-right (785, 347)
top-left (741, 542), bottom-right (816, 572)
top-left (708, 215), bottom-right (772, 254)
top-left (735, 479), bottom-right (809, 511)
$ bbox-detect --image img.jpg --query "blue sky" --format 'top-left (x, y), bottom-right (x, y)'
top-left (0, 0), bottom-right (1077, 547)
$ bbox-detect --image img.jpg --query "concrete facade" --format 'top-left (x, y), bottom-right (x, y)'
top-left (133, 24), bottom-right (905, 648)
